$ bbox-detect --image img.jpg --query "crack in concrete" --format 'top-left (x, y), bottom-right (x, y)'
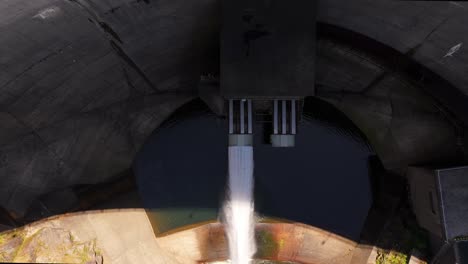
top-left (0, 90), bottom-right (195, 152)
top-left (0, 51), bottom-right (60, 90)
top-left (122, 68), bottom-right (138, 94)
top-left (406, 17), bottom-right (450, 57)
top-left (362, 72), bottom-right (388, 95)
top-left (67, 0), bottom-right (159, 93)
top-left (0, 110), bottom-right (73, 199)
top-left (0, 43), bottom-right (80, 110)
top-left (98, 21), bottom-right (123, 44)
top-left (104, 0), bottom-right (152, 15)
top-left (109, 40), bottom-right (159, 92)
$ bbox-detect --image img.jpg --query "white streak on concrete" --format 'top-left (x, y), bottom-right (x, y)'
top-left (33, 6), bottom-right (61, 20)
top-left (450, 2), bottom-right (465, 8)
top-left (444, 43), bottom-right (463, 58)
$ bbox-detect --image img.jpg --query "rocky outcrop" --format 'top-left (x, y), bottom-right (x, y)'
top-left (0, 227), bottom-right (103, 263)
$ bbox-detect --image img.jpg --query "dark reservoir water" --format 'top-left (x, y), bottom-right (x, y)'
top-left (134, 100), bottom-right (373, 241)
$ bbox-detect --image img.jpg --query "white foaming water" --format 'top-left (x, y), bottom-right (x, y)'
top-left (224, 146), bottom-right (256, 264)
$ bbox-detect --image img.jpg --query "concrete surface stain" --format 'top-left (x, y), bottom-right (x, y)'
top-left (444, 43), bottom-right (463, 58)
top-left (33, 7), bottom-right (61, 20)
top-left (450, 2), bottom-right (465, 9)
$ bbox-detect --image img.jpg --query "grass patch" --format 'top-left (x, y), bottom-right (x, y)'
top-left (376, 250), bottom-right (408, 264)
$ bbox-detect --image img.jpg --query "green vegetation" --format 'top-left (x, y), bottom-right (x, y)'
top-left (376, 250), bottom-right (408, 264)
top-left (0, 229), bottom-right (23, 245)
top-left (0, 228), bottom-right (26, 262)
top-left (373, 203), bottom-right (429, 264)
top-left (0, 227), bottom-right (102, 263)
top-left (255, 230), bottom-right (279, 258)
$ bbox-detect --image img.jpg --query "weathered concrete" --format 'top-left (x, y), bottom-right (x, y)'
top-left (0, 0), bottom-right (467, 221)
top-left (0, 94), bottom-right (192, 215)
top-left (0, 210), bottom-right (184, 264)
top-left (0, 210), bottom-right (359, 264)
top-left (315, 39), bottom-right (462, 170)
top-left (318, 0), bottom-right (468, 97)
